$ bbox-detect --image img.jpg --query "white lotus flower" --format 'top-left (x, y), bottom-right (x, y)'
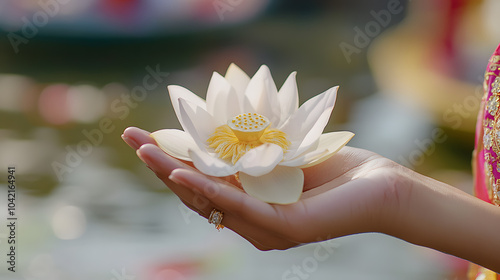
top-left (151, 64), bottom-right (354, 204)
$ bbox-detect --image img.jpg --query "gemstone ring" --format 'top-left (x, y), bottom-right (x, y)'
top-left (208, 209), bottom-right (224, 231)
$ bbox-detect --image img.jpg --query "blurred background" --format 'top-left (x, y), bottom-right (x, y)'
top-left (0, 0), bottom-right (498, 279)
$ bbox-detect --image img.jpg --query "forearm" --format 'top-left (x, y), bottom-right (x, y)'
top-left (388, 169), bottom-right (500, 273)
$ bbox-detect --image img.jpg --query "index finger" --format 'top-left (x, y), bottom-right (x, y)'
top-left (121, 127), bottom-right (156, 150)
top-left (169, 169), bottom-right (289, 234)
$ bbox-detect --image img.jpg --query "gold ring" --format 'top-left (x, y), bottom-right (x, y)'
top-left (208, 209), bottom-right (224, 231)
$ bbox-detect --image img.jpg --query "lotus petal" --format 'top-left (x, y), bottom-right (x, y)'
top-left (240, 166), bottom-right (304, 204)
top-left (151, 129), bottom-right (196, 161)
top-left (237, 143), bottom-right (283, 176)
top-left (244, 65), bottom-right (281, 124)
top-left (188, 148), bottom-right (237, 177)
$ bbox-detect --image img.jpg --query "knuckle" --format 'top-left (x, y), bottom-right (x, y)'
top-left (202, 181), bottom-right (220, 199)
top-left (192, 193), bottom-right (210, 208)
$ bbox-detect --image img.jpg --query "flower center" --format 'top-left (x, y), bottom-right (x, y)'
top-left (207, 113), bottom-right (290, 164)
top-left (228, 113), bottom-right (270, 142)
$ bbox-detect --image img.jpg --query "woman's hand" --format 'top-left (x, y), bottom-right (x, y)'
top-left (122, 127), bottom-right (500, 272)
top-left (122, 126), bottom-right (409, 251)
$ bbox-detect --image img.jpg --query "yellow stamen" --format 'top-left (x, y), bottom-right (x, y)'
top-left (207, 113), bottom-right (290, 164)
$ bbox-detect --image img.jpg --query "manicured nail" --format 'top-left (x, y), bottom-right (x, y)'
top-left (169, 169), bottom-right (183, 184)
top-left (122, 134), bottom-right (140, 149)
top-left (136, 149), bottom-right (146, 163)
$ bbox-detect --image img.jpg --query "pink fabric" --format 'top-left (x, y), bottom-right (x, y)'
top-left (474, 105), bottom-right (490, 203)
top-left (474, 43), bottom-right (500, 204)
top-left (471, 43), bottom-right (500, 280)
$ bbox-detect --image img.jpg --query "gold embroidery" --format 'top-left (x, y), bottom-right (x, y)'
top-left (482, 118), bottom-right (494, 128)
top-left (488, 55), bottom-right (500, 72)
top-left (487, 94), bottom-right (499, 116)
top-left (482, 57), bottom-right (500, 206)
top-left (493, 77), bottom-right (500, 94)
top-left (483, 128), bottom-right (493, 150)
top-left (484, 152), bottom-right (491, 162)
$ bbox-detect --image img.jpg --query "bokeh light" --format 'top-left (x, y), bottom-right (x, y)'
top-left (51, 205), bottom-right (86, 240)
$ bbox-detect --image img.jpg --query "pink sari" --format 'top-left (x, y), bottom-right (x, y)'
top-left (471, 43), bottom-right (500, 280)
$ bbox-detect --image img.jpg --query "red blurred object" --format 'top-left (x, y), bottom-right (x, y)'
top-left (145, 260), bottom-right (201, 280)
top-left (38, 84), bottom-right (71, 126)
top-left (101, 0), bottom-right (139, 26)
top-left (432, 0), bottom-right (470, 77)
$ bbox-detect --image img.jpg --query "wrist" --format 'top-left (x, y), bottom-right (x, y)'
top-left (380, 167), bottom-right (436, 241)
top-left (374, 162), bottom-right (417, 236)
top-left (382, 166), bottom-right (500, 272)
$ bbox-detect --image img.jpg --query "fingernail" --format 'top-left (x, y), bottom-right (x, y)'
top-left (122, 134), bottom-right (140, 150)
top-left (168, 170), bottom-right (183, 185)
top-left (136, 149), bottom-right (146, 163)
